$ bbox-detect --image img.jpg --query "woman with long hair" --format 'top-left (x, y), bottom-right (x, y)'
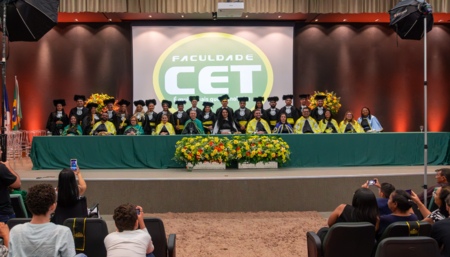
top-left (273, 113), bottom-right (294, 134)
top-left (46, 99), bottom-right (69, 135)
top-left (213, 108), bottom-right (238, 134)
top-left (201, 102), bottom-right (216, 134)
top-left (411, 186), bottom-right (450, 224)
top-left (114, 99), bottom-right (131, 135)
top-left (319, 109), bottom-right (340, 133)
top-left (143, 99), bottom-right (158, 135)
top-left (132, 100), bottom-right (147, 127)
top-left (357, 107), bottom-right (383, 132)
top-left (82, 103), bottom-right (100, 135)
top-left (156, 100), bottom-right (175, 126)
top-left (339, 111), bottom-right (365, 133)
top-left (317, 188), bottom-right (379, 241)
top-left (62, 115), bottom-right (82, 136)
top-left (56, 167), bottom-right (87, 208)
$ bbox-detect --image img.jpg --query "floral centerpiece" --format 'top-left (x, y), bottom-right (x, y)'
top-left (229, 135), bottom-right (291, 166)
top-left (309, 91), bottom-right (341, 115)
top-left (173, 136), bottom-right (233, 168)
top-left (85, 93), bottom-right (118, 113)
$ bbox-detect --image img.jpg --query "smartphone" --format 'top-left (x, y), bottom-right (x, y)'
top-left (405, 189), bottom-right (412, 195)
top-left (368, 180), bottom-right (376, 186)
top-left (70, 159), bottom-right (77, 171)
top-left (136, 208), bottom-right (140, 215)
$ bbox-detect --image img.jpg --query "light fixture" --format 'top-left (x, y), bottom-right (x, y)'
top-left (149, 15), bottom-right (152, 18)
top-left (278, 16), bottom-right (281, 18)
top-left (439, 20), bottom-right (443, 22)
top-left (108, 19), bottom-right (112, 22)
top-left (74, 19), bottom-right (78, 21)
top-left (375, 19), bottom-right (379, 21)
top-left (315, 19), bottom-right (319, 22)
top-left (343, 19), bottom-right (347, 21)
top-left (245, 15), bottom-right (248, 18)
top-left (181, 15), bottom-right (184, 18)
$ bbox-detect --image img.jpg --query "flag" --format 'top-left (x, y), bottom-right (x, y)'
top-left (3, 83), bottom-right (10, 131)
top-left (12, 76), bottom-right (22, 130)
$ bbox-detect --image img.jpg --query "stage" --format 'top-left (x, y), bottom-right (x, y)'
top-left (15, 161), bottom-right (446, 215)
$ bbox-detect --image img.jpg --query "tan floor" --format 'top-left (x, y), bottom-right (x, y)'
top-left (13, 159), bottom-right (447, 180)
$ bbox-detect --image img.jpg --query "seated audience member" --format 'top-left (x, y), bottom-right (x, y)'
top-left (418, 168), bottom-right (450, 204)
top-left (377, 190), bottom-right (418, 238)
top-left (182, 110), bottom-right (204, 134)
top-left (124, 116), bottom-right (144, 135)
top-left (0, 222), bottom-right (9, 255)
top-left (294, 108), bottom-right (321, 134)
top-left (431, 195), bottom-right (450, 257)
top-left (57, 167), bottom-right (87, 206)
top-left (213, 109), bottom-right (238, 134)
top-left (0, 158), bottom-right (21, 223)
top-left (411, 186), bottom-right (450, 224)
top-left (357, 107), bottom-right (383, 132)
top-left (273, 113), bottom-right (294, 134)
top-left (46, 99), bottom-right (69, 135)
top-left (319, 109), bottom-right (341, 133)
top-left (339, 111), bottom-right (365, 133)
top-left (362, 179), bottom-right (395, 215)
top-left (317, 188), bottom-right (379, 242)
top-left (62, 115), bottom-right (82, 136)
top-left (104, 204), bottom-right (155, 257)
top-left (91, 112), bottom-right (117, 135)
top-left (246, 109), bottom-right (271, 134)
top-left (8, 184), bottom-right (86, 257)
top-left (154, 114), bottom-right (175, 135)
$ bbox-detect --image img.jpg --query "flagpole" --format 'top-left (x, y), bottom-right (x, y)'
top-left (1, 0), bottom-right (7, 162)
top-left (423, 15), bottom-right (428, 207)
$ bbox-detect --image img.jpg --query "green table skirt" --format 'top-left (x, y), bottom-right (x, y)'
top-left (30, 133), bottom-right (450, 170)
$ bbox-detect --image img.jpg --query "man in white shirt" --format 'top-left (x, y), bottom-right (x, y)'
top-left (104, 204), bottom-right (155, 257)
top-left (8, 183), bottom-right (86, 257)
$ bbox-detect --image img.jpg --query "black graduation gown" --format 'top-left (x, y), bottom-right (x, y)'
top-left (215, 107), bottom-right (234, 120)
top-left (249, 109), bottom-right (269, 124)
top-left (182, 119), bottom-right (202, 135)
top-left (46, 111), bottom-right (69, 135)
top-left (173, 111), bottom-right (189, 134)
top-left (82, 113), bottom-right (101, 135)
top-left (69, 107), bottom-right (88, 125)
top-left (279, 106), bottom-right (300, 126)
top-left (156, 111), bottom-right (175, 128)
top-left (265, 108), bottom-right (280, 130)
top-left (106, 110), bottom-right (117, 123)
top-left (186, 107), bottom-right (203, 121)
top-left (311, 107), bottom-right (326, 123)
top-left (234, 108), bottom-right (252, 134)
top-left (113, 113), bottom-right (131, 135)
top-left (143, 111), bottom-right (159, 135)
top-left (133, 112), bottom-right (147, 128)
top-left (201, 112), bottom-right (216, 135)
top-left (298, 106), bottom-right (309, 115)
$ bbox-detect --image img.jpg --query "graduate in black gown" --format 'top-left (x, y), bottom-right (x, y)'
top-left (265, 96), bottom-right (280, 131)
top-left (114, 99), bottom-right (131, 135)
top-left (311, 95), bottom-right (327, 122)
top-left (82, 103), bottom-right (100, 135)
top-left (46, 99), bottom-right (69, 135)
top-left (104, 98), bottom-right (117, 123)
top-left (201, 102), bottom-right (216, 135)
top-left (143, 99), bottom-right (158, 135)
top-left (186, 96), bottom-right (203, 121)
top-left (215, 94), bottom-right (234, 120)
top-left (249, 97), bottom-right (269, 121)
top-left (69, 95), bottom-right (88, 126)
top-left (234, 97), bottom-right (251, 134)
top-left (132, 100), bottom-right (147, 128)
top-left (298, 94), bottom-right (310, 114)
top-left (173, 100), bottom-right (189, 135)
top-left (213, 108), bottom-right (238, 134)
top-left (279, 94), bottom-right (300, 127)
top-left (156, 100), bottom-right (175, 127)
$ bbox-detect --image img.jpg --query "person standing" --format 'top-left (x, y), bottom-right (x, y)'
top-left (144, 99), bottom-right (158, 135)
top-left (46, 99), bottom-right (69, 136)
top-left (0, 158), bottom-right (21, 223)
top-left (132, 100), bottom-right (147, 128)
top-left (82, 103), bottom-right (100, 135)
top-left (215, 94), bottom-right (234, 120)
top-left (115, 99), bottom-right (131, 135)
top-left (234, 97), bottom-right (251, 134)
top-left (91, 112), bottom-right (117, 135)
top-left (173, 100), bottom-right (189, 135)
top-left (250, 97), bottom-right (268, 121)
top-left (298, 94), bottom-right (310, 114)
top-left (182, 110), bottom-right (204, 134)
top-left (294, 108), bottom-right (321, 134)
top-left (266, 96), bottom-right (280, 131)
top-left (156, 100), bottom-right (175, 127)
top-left (246, 110), bottom-right (271, 134)
top-left (201, 102), bottom-right (216, 135)
top-left (311, 95), bottom-right (327, 122)
top-left (104, 98), bottom-right (116, 123)
top-left (69, 95), bottom-right (88, 125)
top-left (279, 94), bottom-right (300, 127)
top-left (186, 96), bottom-right (203, 121)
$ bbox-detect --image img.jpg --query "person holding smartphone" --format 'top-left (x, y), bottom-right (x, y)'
top-left (362, 178), bottom-right (396, 215)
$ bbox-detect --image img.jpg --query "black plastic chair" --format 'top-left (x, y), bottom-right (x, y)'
top-left (378, 221), bottom-right (432, 242)
top-left (63, 218), bottom-right (108, 257)
top-left (6, 218), bottom-right (32, 230)
top-left (144, 217), bottom-right (176, 257)
top-left (374, 237), bottom-right (439, 257)
top-left (53, 196), bottom-right (99, 225)
top-left (307, 222), bottom-right (375, 257)
top-left (10, 194), bottom-right (28, 218)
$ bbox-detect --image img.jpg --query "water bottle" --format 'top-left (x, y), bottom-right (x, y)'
top-left (189, 127), bottom-right (193, 135)
top-left (59, 129), bottom-right (63, 135)
top-left (47, 131), bottom-right (52, 136)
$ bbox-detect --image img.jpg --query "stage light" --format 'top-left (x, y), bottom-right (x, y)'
top-left (149, 15), bottom-right (152, 18)
top-left (108, 19), bottom-right (112, 22)
top-left (245, 15), bottom-right (248, 18)
top-left (375, 19), bottom-right (380, 21)
top-left (343, 19), bottom-right (347, 21)
top-left (315, 19), bottom-right (319, 22)
top-left (74, 19), bottom-right (78, 21)
top-left (439, 20), bottom-right (443, 22)
top-left (278, 16), bottom-right (281, 18)
top-left (181, 15), bottom-right (184, 18)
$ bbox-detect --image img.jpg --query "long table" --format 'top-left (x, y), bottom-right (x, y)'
top-left (30, 133), bottom-right (450, 170)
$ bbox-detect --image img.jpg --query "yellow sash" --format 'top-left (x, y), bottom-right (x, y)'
top-left (150, 122), bottom-right (156, 126)
top-left (203, 121), bottom-right (213, 125)
top-left (239, 121), bottom-right (247, 126)
top-left (138, 122), bottom-right (142, 126)
top-left (178, 125), bottom-right (184, 129)
top-left (270, 120), bottom-right (277, 126)
top-left (287, 118), bottom-right (294, 124)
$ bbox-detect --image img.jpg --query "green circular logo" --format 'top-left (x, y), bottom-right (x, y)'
top-left (153, 33), bottom-right (273, 112)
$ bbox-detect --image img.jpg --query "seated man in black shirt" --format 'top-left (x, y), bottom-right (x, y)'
top-left (432, 196), bottom-right (450, 257)
top-left (0, 154), bottom-right (21, 223)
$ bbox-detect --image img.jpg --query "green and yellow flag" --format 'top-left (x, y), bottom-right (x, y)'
top-left (12, 76), bottom-right (22, 130)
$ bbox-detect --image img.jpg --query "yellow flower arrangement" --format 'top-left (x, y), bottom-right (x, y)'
top-left (309, 91), bottom-right (341, 115)
top-left (85, 93), bottom-right (118, 113)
